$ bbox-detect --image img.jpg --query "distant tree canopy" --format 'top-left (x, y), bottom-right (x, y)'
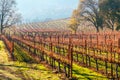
top-left (0, 0), bottom-right (21, 34)
top-left (75, 0), bottom-right (120, 32)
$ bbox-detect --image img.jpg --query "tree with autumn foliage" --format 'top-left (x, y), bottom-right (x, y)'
top-left (68, 10), bottom-right (80, 34)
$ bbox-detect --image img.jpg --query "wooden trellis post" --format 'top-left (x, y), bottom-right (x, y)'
top-left (11, 41), bottom-right (14, 60)
top-left (118, 39), bottom-right (120, 62)
top-left (33, 33), bottom-right (37, 54)
top-left (85, 40), bottom-right (88, 66)
top-left (97, 34), bottom-right (99, 48)
top-left (67, 34), bottom-right (73, 79)
top-left (70, 44), bottom-right (73, 79)
top-left (105, 61), bottom-right (108, 75)
top-left (117, 38), bottom-right (120, 78)
top-left (110, 41), bottom-right (113, 61)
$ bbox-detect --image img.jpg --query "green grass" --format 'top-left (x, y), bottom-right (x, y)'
top-left (74, 53), bottom-right (120, 76)
top-left (73, 64), bottom-right (108, 80)
top-left (14, 43), bottom-right (35, 62)
top-left (0, 41), bottom-right (9, 63)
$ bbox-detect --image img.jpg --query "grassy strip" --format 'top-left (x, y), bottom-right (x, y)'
top-left (14, 43), bottom-right (35, 63)
top-left (73, 53), bottom-right (120, 76)
top-left (52, 60), bottom-right (108, 80)
top-left (0, 41), bottom-right (9, 63)
top-left (73, 64), bottom-right (108, 80)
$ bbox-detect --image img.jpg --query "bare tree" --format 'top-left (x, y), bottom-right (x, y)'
top-left (0, 0), bottom-right (21, 34)
top-left (80, 0), bottom-right (103, 32)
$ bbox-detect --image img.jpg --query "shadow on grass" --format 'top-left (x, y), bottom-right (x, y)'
top-left (0, 63), bottom-right (47, 71)
top-left (0, 75), bottom-right (11, 80)
top-left (73, 68), bottom-right (107, 80)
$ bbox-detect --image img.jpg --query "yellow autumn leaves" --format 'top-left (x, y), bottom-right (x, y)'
top-left (68, 10), bottom-right (80, 34)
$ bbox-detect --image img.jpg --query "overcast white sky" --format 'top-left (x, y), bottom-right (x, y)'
top-left (16, 0), bottom-right (79, 22)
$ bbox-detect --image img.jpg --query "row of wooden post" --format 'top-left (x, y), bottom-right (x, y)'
top-left (13, 34), bottom-right (73, 79)
top-left (4, 31), bottom-right (120, 79)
